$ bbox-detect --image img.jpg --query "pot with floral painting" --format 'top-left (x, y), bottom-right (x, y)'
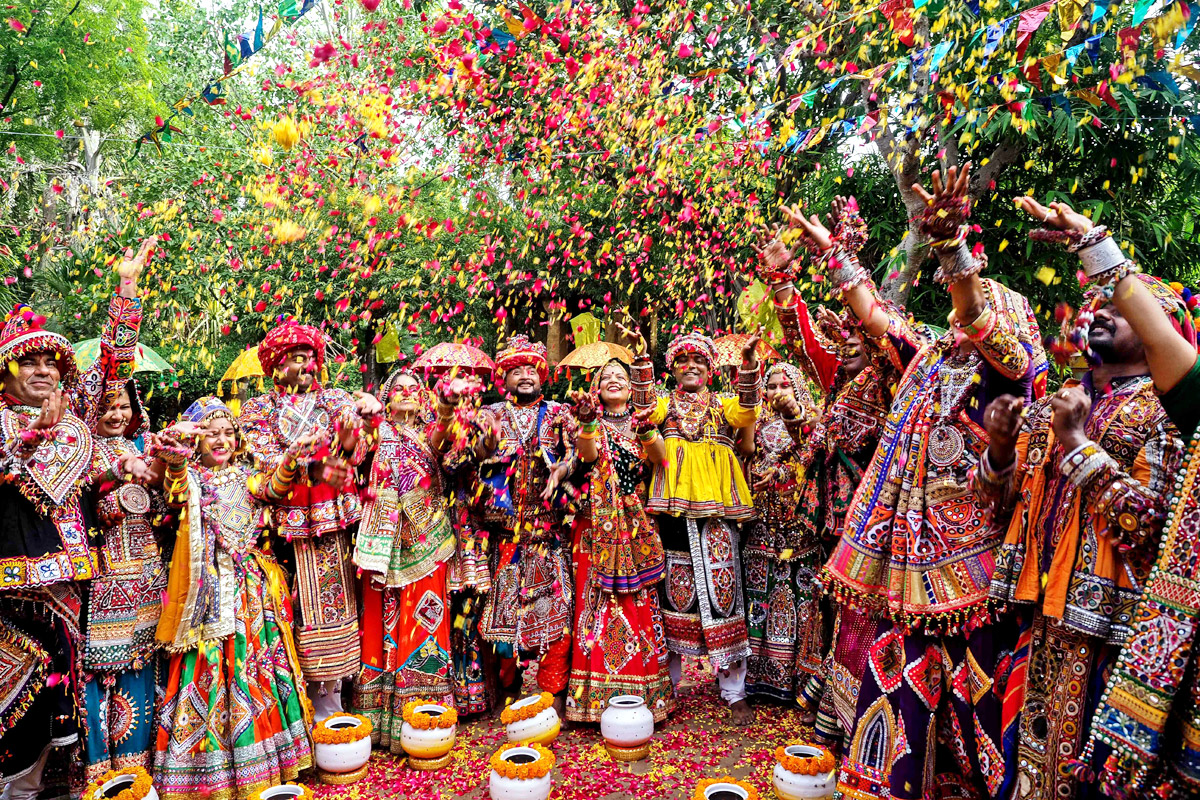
top-left (502, 691), bottom-right (560, 745)
top-left (600, 694), bottom-right (655, 761)
top-left (312, 713), bottom-right (373, 784)
top-left (82, 766), bottom-right (158, 800)
top-left (400, 699), bottom-right (458, 770)
top-left (772, 744), bottom-right (836, 800)
top-left (488, 743), bottom-right (555, 800)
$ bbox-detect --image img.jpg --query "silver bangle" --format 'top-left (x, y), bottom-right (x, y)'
top-left (1077, 235), bottom-right (1126, 278)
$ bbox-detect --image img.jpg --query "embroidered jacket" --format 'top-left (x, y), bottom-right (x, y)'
top-left (475, 399), bottom-right (576, 539)
top-left (822, 278), bottom-right (1048, 633)
top-left (238, 386), bottom-right (367, 539)
top-left (355, 420), bottom-right (455, 588)
top-left (975, 375), bottom-right (1182, 645)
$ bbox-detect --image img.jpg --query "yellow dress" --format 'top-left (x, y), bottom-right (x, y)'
top-left (646, 392), bottom-right (757, 519)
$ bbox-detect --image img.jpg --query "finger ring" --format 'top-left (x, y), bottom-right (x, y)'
top-left (1042, 209), bottom-right (1051, 222)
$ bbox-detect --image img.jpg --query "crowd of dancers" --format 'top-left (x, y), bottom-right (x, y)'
top-left (4, 165), bottom-right (1200, 800)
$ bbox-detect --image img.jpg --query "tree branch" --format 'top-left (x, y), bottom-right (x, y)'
top-left (969, 136), bottom-right (1022, 198)
top-left (0, 65), bottom-right (20, 113)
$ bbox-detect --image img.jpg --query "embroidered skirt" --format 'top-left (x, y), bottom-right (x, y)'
top-left (450, 589), bottom-right (496, 715)
top-left (153, 559), bottom-right (312, 800)
top-left (836, 617), bottom-right (1011, 800)
top-left (744, 518), bottom-right (824, 702)
top-left (352, 566), bottom-right (454, 753)
top-left (83, 662), bottom-right (159, 783)
top-left (292, 530), bottom-right (359, 682)
top-left (657, 516), bottom-right (750, 670)
top-left (566, 515), bottom-right (674, 723)
top-left (479, 532), bottom-right (573, 653)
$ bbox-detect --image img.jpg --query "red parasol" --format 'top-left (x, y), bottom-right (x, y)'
top-left (713, 334), bottom-right (780, 367)
top-left (413, 342), bottom-right (496, 379)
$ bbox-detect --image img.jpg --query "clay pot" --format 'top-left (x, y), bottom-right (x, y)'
top-left (772, 745), bottom-right (836, 800)
top-left (314, 715), bottom-right (372, 776)
top-left (488, 747), bottom-right (553, 800)
top-left (400, 703), bottom-right (457, 770)
top-left (97, 774), bottom-right (158, 800)
top-left (505, 696), bottom-right (560, 745)
top-left (600, 695), bottom-right (655, 760)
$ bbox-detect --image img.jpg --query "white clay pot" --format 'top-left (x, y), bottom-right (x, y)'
top-left (505, 697), bottom-right (560, 745)
top-left (702, 782), bottom-right (750, 800)
top-left (314, 715), bottom-right (372, 774)
top-left (772, 745), bottom-right (837, 800)
top-left (600, 695), bottom-right (654, 747)
top-left (256, 787), bottom-right (306, 800)
top-left (400, 704), bottom-right (457, 759)
top-left (488, 747), bottom-right (553, 800)
top-left (97, 774), bottom-right (159, 800)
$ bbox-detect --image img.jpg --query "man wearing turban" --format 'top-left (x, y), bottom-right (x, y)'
top-left (461, 334), bottom-right (576, 717)
top-left (631, 328), bottom-right (762, 726)
top-left (976, 272), bottom-right (1191, 800)
top-left (238, 320), bottom-right (382, 720)
top-left (0, 239), bottom-right (153, 798)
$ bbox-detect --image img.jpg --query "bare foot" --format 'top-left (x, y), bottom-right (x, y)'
top-left (551, 693), bottom-right (568, 728)
top-left (729, 699), bottom-right (756, 727)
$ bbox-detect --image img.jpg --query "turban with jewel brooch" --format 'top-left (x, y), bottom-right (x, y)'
top-left (665, 331), bottom-right (718, 368)
top-left (0, 304), bottom-right (77, 388)
top-left (1060, 274), bottom-right (1199, 362)
top-left (258, 320), bottom-right (327, 379)
top-left (495, 334), bottom-right (549, 381)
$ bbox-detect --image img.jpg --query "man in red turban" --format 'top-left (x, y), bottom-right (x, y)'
top-left (0, 238), bottom-right (153, 799)
top-left (239, 319), bottom-right (382, 720)
top-left (443, 334), bottom-right (576, 717)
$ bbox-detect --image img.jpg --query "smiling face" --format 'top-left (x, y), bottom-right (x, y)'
top-left (387, 374), bottom-right (422, 421)
top-left (764, 371), bottom-right (793, 404)
top-left (671, 351), bottom-right (710, 393)
top-left (199, 415), bottom-right (238, 467)
top-left (276, 346), bottom-right (318, 393)
top-left (96, 389), bottom-right (133, 437)
top-left (2, 351), bottom-right (62, 406)
top-left (1088, 304), bottom-right (1144, 365)
top-left (842, 332), bottom-right (867, 377)
top-left (504, 364), bottom-right (542, 403)
top-left (597, 361), bottom-right (631, 411)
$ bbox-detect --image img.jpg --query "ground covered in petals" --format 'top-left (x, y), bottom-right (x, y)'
top-left (313, 660), bottom-right (811, 799)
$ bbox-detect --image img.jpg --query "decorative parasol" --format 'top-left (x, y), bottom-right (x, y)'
top-left (713, 334), bottom-right (780, 367)
top-left (73, 339), bottom-right (174, 373)
top-left (413, 341), bottom-right (495, 378)
top-left (555, 341), bottom-right (634, 376)
top-left (220, 346), bottom-right (265, 382)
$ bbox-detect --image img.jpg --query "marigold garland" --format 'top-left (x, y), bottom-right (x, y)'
top-left (401, 699), bottom-right (459, 729)
top-left (500, 691), bottom-right (554, 725)
top-left (82, 766), bottom-right (154, 800)
top-left (488, 742), bottom-right (556, 780)
top-left (311, 713), bottom-right (373, 744)
top-left (693, 777), bottom-right (759, 800)
top-left (250, 784), bottom-right (314, 800)
top-left (775, 744), bottom-right (836, 775)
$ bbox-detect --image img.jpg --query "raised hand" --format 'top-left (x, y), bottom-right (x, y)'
top-left (287, 431), bottom-right (329, 461)
top-left (337, 410), bottom-right (362, 453)
top-left (117, 450), bottom-right (154, 484)
top-left (614, 322), bottom-right (647, 356)
top-left (1013, 197), bottom-right (1093, 235)
top-left (781, 203), bottom-right (834, 251)
top-left (983, 394), bottom-right (1024, 468)
top-left (147, 423), bottom-right (202, 465)
top-left (569, 389), bottom-right (599, 423)
top-left (28, 389), bottom-right (67, 432)
top-left (117, 235), bottom-right (157, 298)
top-left (1050, 385), bottom-right (1092, 452)
top-left (913, 163), bottom-right (972, 241)
top-left (541, 462), bottom-right (570, 502)
top-left (353, 390), bottom-right (384, 420)
top-left (741, 326), bottom-right (764, 368)
top-left (771, 390), bottom-right (802, 421)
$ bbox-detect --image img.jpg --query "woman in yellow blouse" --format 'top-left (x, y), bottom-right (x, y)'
top-left (631, 329), bottom-right (761, 726)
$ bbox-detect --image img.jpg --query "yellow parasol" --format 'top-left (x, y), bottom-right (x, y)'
top-left (555, 340), bottom-right (634, 378)
top-left (218, 347), bottom-right (266, 410)
top-left (713, 334), bottom-right (780, 368)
